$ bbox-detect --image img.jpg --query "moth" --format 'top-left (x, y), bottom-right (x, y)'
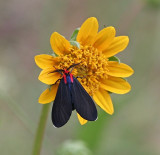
top-left (51, 64), bottom-right (97, 128)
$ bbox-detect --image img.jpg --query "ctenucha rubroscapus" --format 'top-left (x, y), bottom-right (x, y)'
top-left (51, 64), bottom-right (98, 128)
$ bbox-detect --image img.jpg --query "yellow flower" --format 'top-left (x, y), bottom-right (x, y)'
top-left (35, 17), bottom-right (134, 125)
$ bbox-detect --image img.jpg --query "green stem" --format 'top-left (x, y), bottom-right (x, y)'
top-left (32, 104), bottom-right (51, 155)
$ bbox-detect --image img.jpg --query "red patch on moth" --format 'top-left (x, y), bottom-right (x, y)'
top-left (63, 69), bottom-right (74, 84)
top-left (63, 73), bottom-right (67, 84)
top-left (70, 73), bottom-right (73, 83)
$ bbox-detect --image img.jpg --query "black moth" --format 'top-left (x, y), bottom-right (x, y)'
top-left (52, 64), bottom-right (98, 128)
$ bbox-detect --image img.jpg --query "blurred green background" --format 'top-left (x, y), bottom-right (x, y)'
top-left (0, 0), bottom-right (160, 154)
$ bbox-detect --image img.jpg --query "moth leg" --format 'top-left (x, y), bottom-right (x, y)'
top-left (50, 69), bottom-right (63, 75)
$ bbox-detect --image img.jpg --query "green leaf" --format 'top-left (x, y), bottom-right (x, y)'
top-left (121, 77), bottom-right (127, 81)
top-left (70, 28), bottom-right (80, 41)
top-left (108, 91), bottom-right (112, 94)
top-left (48, 85), bottom-right (52, 91)
top-left (108, 56), bottom-right (120, 63)
top-left (70, 41), bottom-right (80, 49)
top-left (50, 51), bottom-right (58, 57)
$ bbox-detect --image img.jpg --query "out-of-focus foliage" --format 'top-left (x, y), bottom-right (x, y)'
top-left (56, 140), bottom-right (92, 155)
top-left (0, 0), bottom-right (160, 155)
top-left (147, 0), bottom-right (160, 8)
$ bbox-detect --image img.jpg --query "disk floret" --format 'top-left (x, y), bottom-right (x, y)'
top-left (56, 45), bottom-right (109, 95)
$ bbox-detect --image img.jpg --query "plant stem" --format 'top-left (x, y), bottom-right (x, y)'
top-left (32, 104), bottom-right (51, 155)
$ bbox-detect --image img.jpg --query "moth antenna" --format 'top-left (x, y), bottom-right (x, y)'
top-left (68, 63), bottom-right (81, 73)
top-left (49, 66), bottom-right (64, 75)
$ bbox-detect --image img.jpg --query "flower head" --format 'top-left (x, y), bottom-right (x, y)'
top-left (35, 17), bottom-right (134, 125)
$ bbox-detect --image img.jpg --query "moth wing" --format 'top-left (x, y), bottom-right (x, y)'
top-left (71, 77), bottom-right (97, 121)
top-left (51, 79), bottom-right (72, 128)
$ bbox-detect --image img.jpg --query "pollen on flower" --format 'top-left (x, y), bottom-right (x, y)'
top-left (56, 45), bottom-right (109, 96)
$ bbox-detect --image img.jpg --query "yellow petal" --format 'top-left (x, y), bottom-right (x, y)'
top-left (77, 113), bottom-right (88, 125)
top-left (106, 61), bottom-right (134, 77)
top-left (93, 89), bottom-right (114, 115)
top-left (77, 17), bottom-right (98, 46)
top-left (93, 27), bottom-right (115, 51)
top-left (35, 54), bottom-right (59, 69)
top-left (103, 36), bottom-right (129, 57)
top-left (100, 76), bottom-right (131, 94)
top-left (38, 68), bottom-right (61, 85)
top-left (50, 32), bottom-right (71, 55)
top-left (39, 83), bottom-right (59, 104)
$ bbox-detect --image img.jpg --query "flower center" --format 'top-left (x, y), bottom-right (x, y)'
top-left (57, 46), bottom-right (108, 95)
